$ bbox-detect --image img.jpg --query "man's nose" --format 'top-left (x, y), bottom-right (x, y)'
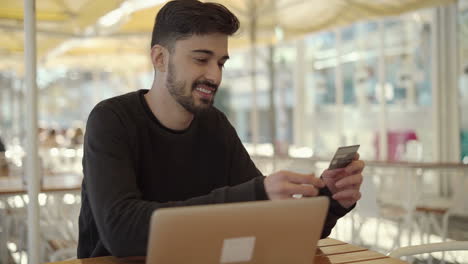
top-left (204, 62), bottom-right (222, 86)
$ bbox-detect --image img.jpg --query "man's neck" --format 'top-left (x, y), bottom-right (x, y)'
top-left (144, 81), bottom-right (194, 131)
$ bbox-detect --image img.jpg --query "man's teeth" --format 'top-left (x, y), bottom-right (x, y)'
top-left (196, 87), bottom-right (212, 94)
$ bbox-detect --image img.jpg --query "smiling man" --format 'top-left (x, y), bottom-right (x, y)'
top-left (78, 0), bottom-right (365, 259)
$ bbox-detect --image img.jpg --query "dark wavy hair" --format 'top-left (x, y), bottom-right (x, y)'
top-left (151, 0), bottom-right (240, 50)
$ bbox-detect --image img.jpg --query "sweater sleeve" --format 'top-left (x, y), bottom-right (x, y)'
top-left (222, 115), bottom-right (269, 201)
top-left (83, 105), bottom-right (265, 258)
top-left (318, 186), bottom-right (356, 238)
top-left (217, 111), bottom-right (352, 237)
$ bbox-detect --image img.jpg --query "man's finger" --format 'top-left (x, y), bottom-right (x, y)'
top-left (283, 171), bottom-right (325, 188)
top-left (286, 183), bottom-right (319, 197)
top-left (345, 160), bottom-right (365, 174)
top-left (332, 189), bottom-right (361, 201)
top-left (321, 168), bottom-right (345, 179)
top-left (335, 174), bottom-right (363, 189)
top-left (353, 152), bottom-right (360, 161)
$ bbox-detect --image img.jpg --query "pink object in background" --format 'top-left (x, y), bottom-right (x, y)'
top-left (374, 130), bottom-right (418, 161)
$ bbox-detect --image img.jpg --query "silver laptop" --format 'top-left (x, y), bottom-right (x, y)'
top-left (146, 197), bottom-right (329, 264)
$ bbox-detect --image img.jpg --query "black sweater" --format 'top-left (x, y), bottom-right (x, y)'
top-left (77, 90), bottom-right (351, 258)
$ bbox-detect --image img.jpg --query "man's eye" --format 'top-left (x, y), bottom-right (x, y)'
top-left (218, 63), bottom-right (225, 69)
top-left (195, 58), bottom-right (208, 63)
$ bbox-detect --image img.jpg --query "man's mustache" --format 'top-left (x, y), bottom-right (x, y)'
top-left (192, 80), bottom-right (218, 91)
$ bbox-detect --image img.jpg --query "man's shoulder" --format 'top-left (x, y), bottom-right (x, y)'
top-left (86, 90), bottom-right (146, 131)
top-left (95, 90), bottom-right (142, 111)
top-left (90, 90), bottom-right (145, 119)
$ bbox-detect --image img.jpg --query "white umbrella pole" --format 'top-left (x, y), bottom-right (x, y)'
top-left (335, 29), bottom-right (344, 146)
top-left (378, 20), bottom-right (388, 161)
top-left (24, 0), bottom-right (40, 263)
top-left (249, 0), bottom-right (259, 150)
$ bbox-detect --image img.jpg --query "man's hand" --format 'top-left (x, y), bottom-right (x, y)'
top-left (264, 171), bottom-right (325, 200)
top-left (321, 153), bottom-right (365, 208)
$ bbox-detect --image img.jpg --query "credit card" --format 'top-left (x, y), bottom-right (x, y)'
top-left (328, 145), bottom-right (360, 170)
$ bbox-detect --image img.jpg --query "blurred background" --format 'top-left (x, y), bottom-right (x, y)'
top-left (0, 0), bottom-right (468, 263)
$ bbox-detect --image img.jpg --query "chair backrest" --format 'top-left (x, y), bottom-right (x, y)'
top-left (355, 174), bottom-right (379, 218)
top-left (49, 248), bottom-right (77, 262)
top-left (449, 173), bottom-right (468, 216)
top-left (389, 241), bottom-right (468, 258)
top-left (374, 166), bottom-right (421, 211)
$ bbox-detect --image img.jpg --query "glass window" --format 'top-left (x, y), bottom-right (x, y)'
top-left (223, 47), bottom-right (270, 143)
top-left (459, 0), bottom-right (468, 162)
top-left (340, 24), bottom-right (358, 105)
top-left (37, 70), bottom-right (124, 128)
top-left (299, 10), bottom-right (436, 160)
top-left (384, 12), bottom-right (433, 107)
top-left (343, 61), bottom-right (356, 104)
top-left (306, 32), bottom-right (337, 105)
top-left (354, 22), bottom-right (379, 106)
top-left (0, 73), bottom-right (15, 141)
top-left (222, 48), bottom-right (254, 142)
top-left (274, 44), bottom-right (296, 148)
top-left (382, 10), bottom-right (435, 161)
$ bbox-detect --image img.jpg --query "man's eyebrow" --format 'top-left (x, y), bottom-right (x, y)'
top-left (191, 49), bottom-right (230, 60)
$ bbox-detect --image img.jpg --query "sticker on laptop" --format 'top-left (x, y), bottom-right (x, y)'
top-left (220, 236), bottom-right (256, 263)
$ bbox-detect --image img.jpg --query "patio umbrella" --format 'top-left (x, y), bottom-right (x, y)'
top-left (0, 0), bottom-right (457, 64)
top-left (0, 1), bottom-right (456, 263)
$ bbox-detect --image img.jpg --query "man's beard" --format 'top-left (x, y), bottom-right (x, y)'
top-left (166, 61), bottom-right (218, 114)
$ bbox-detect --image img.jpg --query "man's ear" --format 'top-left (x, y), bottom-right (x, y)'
top-left (150, 45), bottom-right (168, 72)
